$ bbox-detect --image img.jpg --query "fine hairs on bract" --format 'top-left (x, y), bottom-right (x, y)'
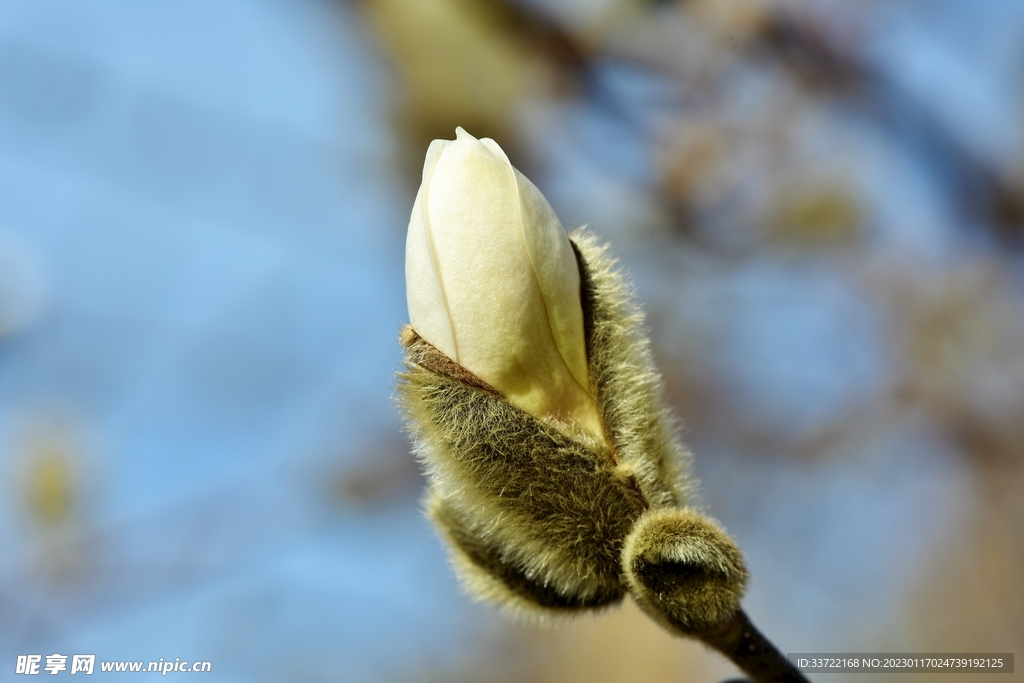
top-left (396, 228), bottom-right (748, 636)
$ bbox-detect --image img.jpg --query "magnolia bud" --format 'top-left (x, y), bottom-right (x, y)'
top-left (405, 127), bottom-right (604, 444)
top-left (398, 131), bottom-right (748, 642)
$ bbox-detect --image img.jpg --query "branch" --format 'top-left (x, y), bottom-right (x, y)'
top-left (700, 609), bottom-right (811, 683)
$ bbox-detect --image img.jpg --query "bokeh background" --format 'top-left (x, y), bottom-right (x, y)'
top-left (1, 0), bottom-right (1022, 681)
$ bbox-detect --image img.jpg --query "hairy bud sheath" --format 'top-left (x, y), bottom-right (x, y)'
top-left (398, 130), bottom-right (748, 636)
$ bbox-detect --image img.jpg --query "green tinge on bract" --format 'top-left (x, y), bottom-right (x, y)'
top-left (397, 229), bottom-right (747, 632)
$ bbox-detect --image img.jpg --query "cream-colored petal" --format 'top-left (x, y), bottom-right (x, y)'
top-left (422, 137), bottom-right (451, 184)
top-left (478, 137), bottom-right (591, 395)
top-left (407, 128), bottom-right (605, 445)
top-left (406, 143), bottom-right (457, 359)
top-left (426, 130), bottom-right (532, 372)
top-left (513, 167), bottom-right (592, 395)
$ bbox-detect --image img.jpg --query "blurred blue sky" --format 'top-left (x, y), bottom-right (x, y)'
top-left (1, 0), bottom-right (1022, 681)
top-left (0, 0), bottom-right (402, 514)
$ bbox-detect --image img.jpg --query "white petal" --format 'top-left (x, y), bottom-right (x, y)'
top-left (406, 128), bottom-right (605, 444)
top-left (406, 155), bottom-right (457, 359)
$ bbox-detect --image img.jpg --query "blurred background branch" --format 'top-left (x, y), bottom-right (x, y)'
top-left (1, 0), bottom-right (1021, 681)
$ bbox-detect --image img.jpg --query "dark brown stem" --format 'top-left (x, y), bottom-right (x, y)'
top-left (699, 609), bottom-right (811, 683)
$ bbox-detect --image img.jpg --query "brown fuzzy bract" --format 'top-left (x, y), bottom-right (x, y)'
top-left (396, 229), bottom-right (748, 634)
